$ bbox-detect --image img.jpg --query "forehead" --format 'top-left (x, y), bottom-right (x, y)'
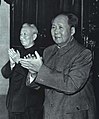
top-left (52, 15), bottom-right (69, 25)
top-left (21, 26), bottom-right (33, 33)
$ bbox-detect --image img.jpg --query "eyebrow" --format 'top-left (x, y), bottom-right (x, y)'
top-left (52, 23), bottom-right (64, 26)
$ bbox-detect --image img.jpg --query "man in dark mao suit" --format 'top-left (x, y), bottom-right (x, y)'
top-left (20, 13), bottom-right (96, 119)
top-left (1, 23), bottom-right (44, 119)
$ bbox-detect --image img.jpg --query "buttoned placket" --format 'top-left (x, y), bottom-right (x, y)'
top-left (50, 90), bottom-right (54, 108)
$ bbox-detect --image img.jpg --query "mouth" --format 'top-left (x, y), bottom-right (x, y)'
top-left (54, 34), bottom-right (61, 38)
top-left (55, 36), bottom-right (61, 39)
top-left (21, 41), bottom-right (26, 44)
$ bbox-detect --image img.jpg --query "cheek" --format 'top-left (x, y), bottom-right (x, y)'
top-left (27, 39), bottom-right (33, 45)
top-left (51, 29), bottom-right (53, 34)
top-left (26, 40), bottom-right (30, 45)
top-left (63, 30), bottom-right (70, 37)
top-left (51, 30), bottom-right (54, 37)
top-left (20, 35), bottom-right (23, 40)
top-left (61, 31), bottom-right (66, 38)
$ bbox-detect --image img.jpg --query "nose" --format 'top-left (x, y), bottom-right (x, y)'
top-left (20, 35), bottom-right (25, 41)
top-left (54, 27), bottom-right (60, 34)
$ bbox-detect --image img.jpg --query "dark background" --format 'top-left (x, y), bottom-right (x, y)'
top-left (4, 0), bottom-right (82, 48)
top-left (2, 0), bottom-right (99, 117)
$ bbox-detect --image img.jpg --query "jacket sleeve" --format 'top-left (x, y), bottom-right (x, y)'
top-left (35, 49), bottom-right (92, 94)
top-left (1, 61), bottom-right (12, 79)
top-left (1, 60), bottom-right (27, 78)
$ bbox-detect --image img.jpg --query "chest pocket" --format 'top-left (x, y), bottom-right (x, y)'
top-left (53, 48), bottom-right (85, 73)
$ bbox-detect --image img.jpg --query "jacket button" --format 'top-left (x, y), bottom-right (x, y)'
top-left (76, 106), bottom-right (80, 110)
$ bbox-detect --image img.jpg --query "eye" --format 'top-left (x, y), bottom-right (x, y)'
top-left (20, 33), bottom-right (25, 36)
top-left (23, 33), bottom-right (27, 36)
top-left (51, 25), bottom-right (56, 29)
top-left (59, 26), bottom-right (63, 29)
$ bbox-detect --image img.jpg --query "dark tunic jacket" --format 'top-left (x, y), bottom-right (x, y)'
top-left (35, 39), bottom-right (96, 119)
top-left (1, 45), bottom-right (44, 113)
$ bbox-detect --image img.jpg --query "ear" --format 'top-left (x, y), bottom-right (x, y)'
top-left (33, 34), bottom-right (37, 41)
top-left (71, 27), bottom-right (75, 36)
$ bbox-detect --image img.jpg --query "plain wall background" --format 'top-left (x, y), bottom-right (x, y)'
top-left (0, 1), bottom-right (10, 118)
top-left (0, 0), bottom-right (10, 95)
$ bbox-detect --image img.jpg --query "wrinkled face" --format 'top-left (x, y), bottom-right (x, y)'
top-left (20, 27), bottom-right (34, 48)
top-left (51, 15), bottom-right (71, 46)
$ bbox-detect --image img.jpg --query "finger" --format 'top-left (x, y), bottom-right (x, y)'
top-left (20, 62), bottom-right (29, 66)
top-left (20, 60), bottom-right (32, 66)
top-left (21, 65), bottom-right (29, 69)
top-left (24, 56), bottom-right (26, 59)
top-left (9, 48), bottom-right (13, 52)
top-left (9, 49), bottom-right (16, 56)
top-left (28, 54), bottom-right (31, 57)
top-left (20, 60), bottom-right (27, 64)
top-left (11, 48), bottom-right (16, 54)
top-left (26, 55), bottom-right (29, 58)
top-left (32, 54), bottom-right (34, 57)
top-left (29, 69), bottom-right (36, 74)
top-left (16, 50), bottom-right (20, 55)
top-left (35, 51), bottom-right (40, 59)
top-left (8, 49), bottom-right (14, 56)
top-left (11, 48), bottom-right (14, 51)
top-left (8, 49), bottom-right (11, 52)
top-left (29, 54), bottom-right (32, 58)
top-left (8, 51), bottom-right (13, 57)
top-left (8, 49), bottom-right (13, 54)
top-left (8, 50), bottom-right (11, 55)
top-left (27, 54), bottom-right (32, 59)
top-left (22, 58), bottom-right (32, 61)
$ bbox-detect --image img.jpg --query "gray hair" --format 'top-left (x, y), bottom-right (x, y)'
top-left (22, 23), bottom-right (38, 34)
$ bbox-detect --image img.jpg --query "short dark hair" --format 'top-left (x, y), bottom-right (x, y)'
top-left (66, 13), bottom-right (78, 28)
top-left (52, 13), bottom-right (78, 28)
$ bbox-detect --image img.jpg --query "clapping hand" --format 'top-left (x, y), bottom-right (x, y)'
top-left (8, 48), bottom-right (20, 64)
top-left (20, 51), bottom-right (42, 73)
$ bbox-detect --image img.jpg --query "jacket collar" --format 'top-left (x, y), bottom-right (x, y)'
top-left (54, 37), bottom-right (76, 56)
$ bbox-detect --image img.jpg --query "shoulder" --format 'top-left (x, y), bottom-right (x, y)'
top-left (69, 40), bottom-right (92, 62)
top-left (80, 48), bottom-right (92, 59)
top-left (75, 45), bottom-right (92, 62)
top-left (74, 40), bottom-right (92, 55)
top-left (43, 44), bottom-right (56, 55)
top-left (76, 41), bottom-right (92, 55)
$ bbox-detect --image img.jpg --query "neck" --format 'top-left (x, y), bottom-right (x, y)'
top-left (57, 36), bottom-right (74, 49)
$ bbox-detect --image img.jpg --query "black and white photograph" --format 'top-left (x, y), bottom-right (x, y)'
top-left (0, 0), bottom-right (99, 119)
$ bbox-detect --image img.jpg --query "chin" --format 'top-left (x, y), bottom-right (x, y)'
top-left (55, 41), bottom-right (62, 44)
top-left (22, 43), bottom-right (26, 46)
top-left (22, 44), bottom-right (27, 48)
top-left (57, 42), bottom-right (66, 46)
